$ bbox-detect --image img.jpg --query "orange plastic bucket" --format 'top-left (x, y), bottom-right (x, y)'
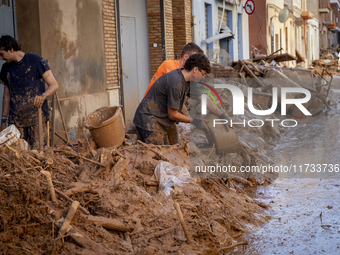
top-left (85, 106), bottom-right (125, 148)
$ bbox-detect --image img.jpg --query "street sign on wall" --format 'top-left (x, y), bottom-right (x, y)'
top-left (244, 0), bottom-right (255, 15)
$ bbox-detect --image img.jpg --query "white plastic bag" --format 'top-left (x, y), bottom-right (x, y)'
top-left (0, 124), bottom-right (21, 146)
top-left (154, 161), bottom-right (191, 196)
top-left (0, 124), bottom-right (29, 149)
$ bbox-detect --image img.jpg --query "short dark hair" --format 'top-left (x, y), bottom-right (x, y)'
top-left (0, 35), bottom-right (21, 51)
top-left (184, 53), bottom-right (211, 73)
top-left (181, 42), bottom-right (203, 58)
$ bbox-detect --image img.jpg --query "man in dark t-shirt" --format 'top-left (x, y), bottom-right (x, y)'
top-left (133, 53), bottom-right (227, 145)
top-left (0, 35), bottom-right (59, 149)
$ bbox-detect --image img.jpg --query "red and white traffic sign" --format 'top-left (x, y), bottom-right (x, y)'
top-left (244, 0), bottom-right (255, 15)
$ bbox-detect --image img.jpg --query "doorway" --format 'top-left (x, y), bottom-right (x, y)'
top-left (119, 0), bottom-right (150, 130)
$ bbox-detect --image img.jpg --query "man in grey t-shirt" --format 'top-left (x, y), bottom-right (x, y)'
top-left (133, 53), bottom-right (227, 145)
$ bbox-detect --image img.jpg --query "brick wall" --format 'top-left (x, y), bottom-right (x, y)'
top-left (147, 0), bottom-right (191, 77)
top-left (172, 0), bottom-right (192, 58)
top-left (164, 0), bottom-right (174, 60)
top-left (102, 0), bottom-right (119, 88)
top-left (184, 0), bottom-right (192, 47)
top-left (147, 0), bottom-right (163, 77)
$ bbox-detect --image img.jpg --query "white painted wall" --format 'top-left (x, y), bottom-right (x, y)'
top-left (267, 0), bottom-right (319, 67)
top-left (192, 0), bottom-right (249, 61)
top-left (307, 18), bottom-right (320, 64)
top-left (267, 2), bottom-right (285, 54)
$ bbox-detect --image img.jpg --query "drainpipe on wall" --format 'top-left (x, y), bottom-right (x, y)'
top-left (12, 0), bottom-right (18, 40)
top-left (115, 0), bottom-right (124, 109)
top-left (192, 16), bottom-right (196, 44)
top-left (160, 0), bottom-right (166, 61)
top-left (191, 0), bottom-right (196, 44)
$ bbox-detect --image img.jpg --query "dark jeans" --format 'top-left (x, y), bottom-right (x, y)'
top-left (167, 123), bottom-right (178, 145)
top-left (15, 122), bottom-right (47, 149)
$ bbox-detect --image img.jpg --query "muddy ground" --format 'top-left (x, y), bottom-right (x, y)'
top-left (0, 133), bottom-right (273, 255)
top-left (241, 88), bottom-right (340, 255)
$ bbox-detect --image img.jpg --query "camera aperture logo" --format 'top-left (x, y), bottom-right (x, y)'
top-left (200, 83), bottom-right (312, 128)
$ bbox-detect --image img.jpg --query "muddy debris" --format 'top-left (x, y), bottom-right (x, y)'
top-left (0, 136), bottom-right (273, 254)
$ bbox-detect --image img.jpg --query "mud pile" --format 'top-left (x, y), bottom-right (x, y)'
top-left (312, 58), bottom-right (339, 75)
top-left (0, 138), bottom-right (271, 254)
top-left (312, 50), bottom-right (340, 75)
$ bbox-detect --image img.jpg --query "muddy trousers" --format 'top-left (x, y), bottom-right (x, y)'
top-left (136, 126), bottom-right (168, 145)
top-left (16, 122), bottom-right (47, 150)
top-left (136, 123), bottom-right (178, 145)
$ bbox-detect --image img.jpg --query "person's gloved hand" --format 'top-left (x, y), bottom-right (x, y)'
top-left (219, 113), bottom-right (230, 132)
top-left (192, 118), bottom-right (210, 134)
top-left (34, 94), bottom-right (45, 108)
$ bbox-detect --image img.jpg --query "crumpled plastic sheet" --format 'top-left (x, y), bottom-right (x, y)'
top-left (154, 160), bottom-right (191, 196)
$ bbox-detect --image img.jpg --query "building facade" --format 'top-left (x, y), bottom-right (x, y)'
top-left (319, 0), bottom-right (335, 50)
top-left (248, 0), bottom-right (319, 67)
top-left (330, 0), bottom-right (340, 47)
top-left (192, 0), bottom-right (250, 64)
top-left (0, 0), bottom-right (195, 136)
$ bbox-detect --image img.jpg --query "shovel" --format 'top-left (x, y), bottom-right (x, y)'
top-left (38, 107), bottom-right (43, 152)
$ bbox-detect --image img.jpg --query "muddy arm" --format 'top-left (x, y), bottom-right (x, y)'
top-left (1, 85), bottom-right (10, 119)
top-left (41, 70), bottom-right (59, 99)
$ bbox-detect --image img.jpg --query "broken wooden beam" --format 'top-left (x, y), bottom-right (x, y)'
top-left (52, 216), bottom-right (114, 253)
top-left (174, 201), bottom-right (193, 244)
top-left (64, 182), bottom-right (100, 196)
top-left (238, 60), bottom-right (266, 87)
top-left (59, 201), bottom-right (80, 236)
top-left (55, 93), bottom-right (69, 141)
top-left (55, 132), bottom-right (69, 144)
top-left (53, 187), bottom-right (90, 215)
top-left (40, 170), bottom-right (57, 202)
top-left (81, 214), bottom-right (133, 232)
top-left (4, 144), bottom-right (20, 160)
top-left (54, 149), bottom-right (106, 167)
top-left (218, 240), bottom-right (249, 252)
top-left (38, 107), bottom-right (43, 152)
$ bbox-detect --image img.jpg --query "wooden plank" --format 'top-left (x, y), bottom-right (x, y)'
top-left (38, 107), bottom-right (43, 152)
top-left (51, 95), bottom-right (56, 147)
top-left (295, 49), bottom-right (305, 63)
top-left (238, 60), bottom-right (266, 87)
top-left (252, 53), bottom-right (296, 63)
top-left (55, 92), bottom-right (69, 141)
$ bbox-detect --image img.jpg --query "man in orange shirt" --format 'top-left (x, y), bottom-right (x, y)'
top-left (144, 42), bottom-right (203, 97)
top-left (142, 43), bottom-right (203, 144)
